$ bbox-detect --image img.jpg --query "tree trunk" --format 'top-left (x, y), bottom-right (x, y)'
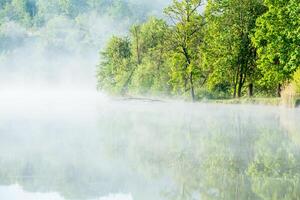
top-left (121, 67), bottom-right (136, 95)
top-left (233, 84), bottom-right (237, 98)
top-left (277, 83), bottom-right (282, 97)
top-left (248, 83), bottom-right (253, 97)
top-left (237, 83), bottom-right (243, 98)
top-left (132, 26), bottom-right (141, 65)
top-left (190, 72), bottom-right (195, 101)
top-left (237, 75), bottom-right (244, 98)
top-left (233, 65), bottom-right (240, 98)
top-left (237, 65), bottom-right (246, 98)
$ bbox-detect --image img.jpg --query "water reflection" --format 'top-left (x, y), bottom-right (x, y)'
top-left (0, 96), bottom-right (299, 200)
top-left (0, 185), bottom-right (132, 200)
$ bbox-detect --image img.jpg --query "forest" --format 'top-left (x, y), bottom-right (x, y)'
top-left (0, 0), bottom-right (299, 102)
top-left (97, 0), bottom-right (300, 102)
top-left (0, 0), bottom-right (166, 53)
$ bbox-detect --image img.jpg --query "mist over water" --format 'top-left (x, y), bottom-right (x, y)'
top-left (0, 1), bottom-right (300, 200)
top-left (0, 94), bottom-right (300, 199)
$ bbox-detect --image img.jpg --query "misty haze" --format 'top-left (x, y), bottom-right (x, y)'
top-left (0, 0), bottom-right (299, 200)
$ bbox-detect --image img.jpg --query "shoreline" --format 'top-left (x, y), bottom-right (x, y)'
top-left (114, 95), bottom-right (300, 108)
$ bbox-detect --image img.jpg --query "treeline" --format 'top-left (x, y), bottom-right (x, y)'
top-left (0, 0), bottom-right (165, 53)
top-left (97, 0), bottom-right (300, 100)
top-left (0, 0), bottom-right (152, 27)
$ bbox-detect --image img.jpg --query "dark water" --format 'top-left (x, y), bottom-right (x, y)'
top-left (0, 93), bottom-right (300, 200)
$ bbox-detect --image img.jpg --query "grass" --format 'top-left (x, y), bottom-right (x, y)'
top-left (205, 97), bottom-right (282, 106)
top-left (206, 97), bottom-right (300, 107)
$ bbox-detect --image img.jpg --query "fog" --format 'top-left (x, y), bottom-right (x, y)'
top-left (0, 95), bottom-right (300, 199)
top-left (0, 0), bottom-right (172, 90)
top-left (0, 0), bottom-right (300, 200)
top-left (0, 16), bottom-right (127, 89)
top-left (0, 185), bottom-right (133, 200)
top-left (0, 1), bottom-right (175, 199)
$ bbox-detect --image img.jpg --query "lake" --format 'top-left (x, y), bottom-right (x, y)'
top-left (0, 90), bottom-right (300, 200)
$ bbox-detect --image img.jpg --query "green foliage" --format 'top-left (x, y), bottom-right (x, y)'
top-left (130, 18), bottom-right (171, 95)
top-left (97, 17), bottom-right (171, 96)
top-left (0, 0), bottom-right (159, 28)
top-left (96, 36), bottom-right (133, 94)
top-left (0, 0), bottom-right (32, 26)
top-left (1, 0), bottom-right (298, 100)
top-left (164, 0), bottom-right (204, 100)
top-left (202, 0), bottom-right (265, 98)
top-left (97, 1), bottom-right (206, 99)
top-left (98, 0), bottom-right (300, 100)
top-left (253, 0), bottom-right (300, 89)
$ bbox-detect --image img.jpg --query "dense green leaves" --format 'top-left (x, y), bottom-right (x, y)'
top-left (97, 36), bottom-right (132, 94)
top-left (164, 0), bottom-right (204, 100)
top-left (97, 18), bottom-right (171, 96)
top-left (202, 0), bottom-right (266, 98)
top-left (130, 18), bottom-right (171, 94)
top-left (97, 0), bottom-right (299, 100)
top-left (97, 0), bottom-right (206, 99)
top-left (253, 0), bottom-right (300, 94)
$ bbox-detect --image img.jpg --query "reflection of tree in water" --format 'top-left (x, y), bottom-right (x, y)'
top-left (279, 109), bottom-right (300, 146)
top-left (110, 107), bottom-right (300, 200)
top-left (0, 104), bottom-right (300, 200)
top-left (248, 130), bottom-right (300, 200)
top-left (0, 121), bottom-right (160, 200)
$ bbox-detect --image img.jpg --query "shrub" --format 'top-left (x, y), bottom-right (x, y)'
top-left (281, 68), bottom-right (300, 107)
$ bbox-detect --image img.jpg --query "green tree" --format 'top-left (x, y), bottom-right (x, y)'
top-left (253, 0), bottom-right (300, 97)
top-left (96, 36), bottom-right (133, 94)
top-left (164, 0), bottom-right (205, 100)
top-left (97, 17), bottom-right (171, 96)
top-left (202, 0), bottom-right (265, 98)
top-left (130, 18), bottom-right (171, 95)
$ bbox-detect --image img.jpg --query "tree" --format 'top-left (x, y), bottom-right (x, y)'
top-left (202, 0), bottom-right (265, 98)
top-left (96, 36), bottom-right (133, 94)
top-left (252, 0), bottom-right (300, 97)
top-left (96, 0), bottom-right (297, 99)
top-left (0, 0), bottom-right (32, 27)
top-left (130, 17), bottom-right (171, 95)
top-left (164, 0), bottom-right (205, 101)
top-left (96, 17), bottom-right (171, 96)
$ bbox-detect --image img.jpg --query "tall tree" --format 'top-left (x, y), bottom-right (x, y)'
top-left (96, 36), bottom-right (133, 94)
top-left (164, 0), bottom-right (205, 101)
top-left (130, 18), bottom-right (170, 95)
top-left (252, 0), bottom-right (300, 97)
top-left (202, 0), bottom-right (265, 98)
top-left (96, 18), bottom-right (170, 96)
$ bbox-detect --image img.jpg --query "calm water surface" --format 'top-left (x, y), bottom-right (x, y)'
top-left (0, 91), bottom-right (300, 200)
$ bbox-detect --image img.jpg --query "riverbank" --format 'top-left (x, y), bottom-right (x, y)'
top-left (205, 97), bottom-right (300, 107)
top-left (116, 95), bottom-right (300, 108)
top-left (206, 97), bottom-right (281, 106)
